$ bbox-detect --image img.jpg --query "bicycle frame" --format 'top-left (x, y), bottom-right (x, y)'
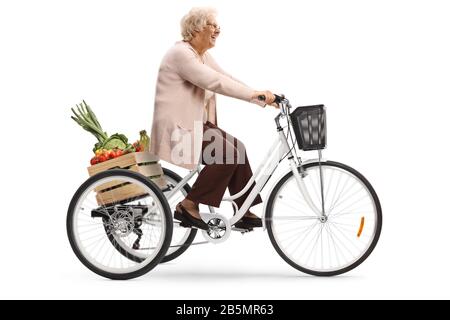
top-left (163, 98), bottom-right (324, 228)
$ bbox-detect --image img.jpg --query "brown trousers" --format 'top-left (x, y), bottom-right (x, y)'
top-left (186, 121), bottom-right (263, 210)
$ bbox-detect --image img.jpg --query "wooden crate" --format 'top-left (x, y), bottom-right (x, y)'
top-left (87, 152), bottom-right (167, 206)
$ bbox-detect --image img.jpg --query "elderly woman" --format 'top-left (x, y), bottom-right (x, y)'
top-left (150, 7), bottom-right (276, 230)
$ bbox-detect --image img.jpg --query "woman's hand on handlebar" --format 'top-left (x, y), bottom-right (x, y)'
top-left (252, 91), bottom-right (279, 108)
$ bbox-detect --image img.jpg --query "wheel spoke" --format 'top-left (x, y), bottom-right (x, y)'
top-left (269, 216), bottom-right (318, 221)
top-left (325, 222), bottom-right (343, 267)
top-left (283, 221), bottom-right (319, 253)
top-left (305, 224), bottom-right (325, 267)
top-left (329, 186), bottom-right (366, 215)
top-left (328, 174), bottom-right (352, 213)
top-left (329, 222), bottom-right (361, 256)
top-left (275, 197), bottom-right (315, 216)
top-left (331, 200), bottom-right (373, 218)
top-left (296, 222), bottom-right (322, 263)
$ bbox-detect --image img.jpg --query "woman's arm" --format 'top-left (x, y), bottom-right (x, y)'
top-left (206, 53), bottom-right (273, 106)
top-left (172, 47), bottom-right (261, 104)
top-left (205, 53), bottom-right (248, 86)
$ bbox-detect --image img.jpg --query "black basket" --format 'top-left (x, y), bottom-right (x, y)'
top-left (289, 105), bottom-right (326, 151)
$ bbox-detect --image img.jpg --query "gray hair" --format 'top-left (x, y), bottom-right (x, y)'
top-left (180, 7), bottom-right (217, 41)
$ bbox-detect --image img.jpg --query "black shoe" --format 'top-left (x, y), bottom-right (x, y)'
top-left (232, 207), bottom-right (262, 227)
top-left (174, 203), bottom-right (209, 230)
top-left (233, 216), bottom-right (263, 230)
top-left (241, 216), bottom-right (263, 228)
top-left (233, 220), bottom-right (254, 231)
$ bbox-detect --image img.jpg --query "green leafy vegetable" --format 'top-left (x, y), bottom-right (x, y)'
top-left (70, 101), bottom-right (133, 153)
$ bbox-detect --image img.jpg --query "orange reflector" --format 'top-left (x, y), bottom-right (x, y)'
top-left (357, 217), bottom-right (365, 238)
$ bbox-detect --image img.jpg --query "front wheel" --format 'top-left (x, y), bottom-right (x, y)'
top-left (265, 161), bottom-right (382, 276)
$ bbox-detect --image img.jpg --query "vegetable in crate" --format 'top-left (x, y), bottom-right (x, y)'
top-left (90, 157), bottom-right (99, 165)
top-left (89, 148), bottom-right (125, 165)
top-left (102, 133), bottom-right (128, 150)
top-left (139, 130), bottom-right (150, 152)
top-left (70, 100), bottom-right (135, 154)
top-left (70, 100), bottom-right (108, 148)
top-left (130, 130), bottom-right (150, 153)
top-left (132, 141), bottom-right (142, 152)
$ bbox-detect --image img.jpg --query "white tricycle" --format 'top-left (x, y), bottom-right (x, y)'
top-left (67, 94), bottom-right (382, 279)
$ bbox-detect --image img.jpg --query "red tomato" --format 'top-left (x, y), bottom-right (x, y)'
top-left (90, 157), bottom-right (99, 165)
top-left (115, 149), bottom-right (124, 157)
top-left (133, 141), bottom-right (141, 152)
top-left (107, 150), bottom-right (115, 159)
top-left (98, 155), bottom-right (107, 162)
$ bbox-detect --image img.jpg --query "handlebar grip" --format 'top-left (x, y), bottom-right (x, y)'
top-left (258, 94), bottom-right (284, 103)
top-left (273, 94), bottom-right (283, 104)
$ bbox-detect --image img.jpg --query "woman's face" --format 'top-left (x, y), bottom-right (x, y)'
top-left (196, 16), bottom-right (220, 49)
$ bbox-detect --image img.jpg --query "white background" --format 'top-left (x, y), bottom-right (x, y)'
top-left (1, 0), bottom-right (449, 299)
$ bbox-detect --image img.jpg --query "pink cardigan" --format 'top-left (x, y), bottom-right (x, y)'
top-left (150, 41), bottom-right (263, 170)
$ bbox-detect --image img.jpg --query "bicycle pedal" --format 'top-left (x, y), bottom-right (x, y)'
top-left (231, 227), bottom-right (253, 233)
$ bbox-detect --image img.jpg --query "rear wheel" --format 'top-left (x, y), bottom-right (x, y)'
top-left (67, 169), bottom-right (172, 280)
top-left (266, 161), bottom-right (382, 276)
